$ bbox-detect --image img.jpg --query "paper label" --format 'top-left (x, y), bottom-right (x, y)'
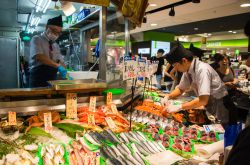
top-left (123, 56), bottom-right (138, 80)
top-left (88, 114), bottom-right (95, 125)
top-left (8, 111), bottom-right (16, 125)
top-left (105, 117), bottom-right (117, 130)
top-left (44, 112), bottom-right (52, 133)
top-left (66, 93), bottom-right (77, 119)
top-left (106, 92), bottom-right (112, 105)
top-left (110, 104), bottom-right (118, 114)
top-left (203, 124), bottom-right (225, 133)
top-left (89, 96), bottom-right (96, 112)
top-left (138, 58), bottom-right (146, 77)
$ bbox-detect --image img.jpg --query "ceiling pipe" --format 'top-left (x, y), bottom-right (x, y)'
top-left (145, 0), bottom-right (192, 15)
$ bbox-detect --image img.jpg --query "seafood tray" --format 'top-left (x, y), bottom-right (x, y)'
top-left (48, 79), bottom-right (107, 90)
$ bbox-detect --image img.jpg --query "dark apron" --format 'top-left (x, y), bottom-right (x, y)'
top-left (29, 65), bottom-right (58, 88)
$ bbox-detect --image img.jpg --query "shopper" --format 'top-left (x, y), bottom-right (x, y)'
top-left (211, 53), bottom-right (238, 89)
top-left (150, 49), bottom-right (165, 89)
top-left (29, 15), bottom-right (68, 87)
top-left (164, 63), bottom-right (175, 91)
top-left (161, 42), bottom-right (230, 126)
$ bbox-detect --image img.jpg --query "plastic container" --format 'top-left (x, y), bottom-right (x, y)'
top-left (68, 71), bottom-right (98, 80)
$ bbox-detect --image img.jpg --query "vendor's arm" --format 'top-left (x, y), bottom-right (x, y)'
top-left (164, 63), bottom-right (173, 79)
top-left (182, 95), bottom-right (209, 110)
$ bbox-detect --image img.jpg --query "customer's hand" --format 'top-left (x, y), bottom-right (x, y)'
top-left (57, 65), bottom-right (67, 79)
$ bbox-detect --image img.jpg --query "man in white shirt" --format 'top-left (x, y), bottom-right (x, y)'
top-left (162, 42), bottom-right (230, 125)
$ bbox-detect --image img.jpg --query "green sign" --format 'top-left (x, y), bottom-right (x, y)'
top-left (212, 50), bottom-right (216, 55)
top-left (235, 49), bottom-right (240, 55)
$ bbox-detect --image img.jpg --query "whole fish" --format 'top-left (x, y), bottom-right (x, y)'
top-left (138, 142), bottom-right (153, 154)
top-left (152, 141), bottom-right (165, 152)
top-left (106, 159), bottom-right (115, 165)
top-left (116, 144), bottom-right (130, 155)
top-left (84, 133), bottom-right (101, 146)
top-left (120, 143), bottom-right (131, 154)
top-left (143, 141), bottom-right (157, 154)
top-left (133, 152), bottom-right (146, 165)
top-left (146, 141), bottom-right (160, 153)
top-left (105, 130), bottom-right (121, 143)
top-left (126, 154), bottom-right (141, 165)
top-left (134, 132), bottom-right (146, 141)
top-left (110, 145), bottom-right (124, 158)
top-left (129, 132), bottom-right (141, 142)
top-left (119, 133), bottom-right (130, 143)
top-left (124, 132), bottom-right (138, 142)
top-left (116, 156), bottom-right (127, 165)
top-left (137, 132), bottom-right (147, 141)
top-left (100, 147), bottom-right (112, 159)
top-left (89, 132), bottom-right (104, 144)
top-left (110, 158), bottom-right (123, 165)
top-left (135, 143), bottom-right (150, 156)
top-left (106, 147), bottom-right (117, 158)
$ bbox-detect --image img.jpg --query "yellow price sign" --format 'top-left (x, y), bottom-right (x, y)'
top-left (44, 112), bottom-right (52, 133)
top-left (89, 96), bottom-right (96, 112)
top-left (105, 117), bottom-right (117, 130)
top-left (106, 92), bottom-right (112, 105)
top-left (66, 93), bottom-right (78, 119)
top-left (8, 111), bottom-right (16, 125)
top-left (110, 104), bottom-right (118, 114)
top-left (88, 114), bottom-right (95, 125)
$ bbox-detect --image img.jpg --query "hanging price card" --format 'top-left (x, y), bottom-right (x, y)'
top-left (8, 111), bottom-right (16, 125)
top-left (123, 56), bottom-right (138, 80)
top-left (89, 96), bottom-right (96, 112)
top-left (66, 93), bottom-right (77, 119)
top-left (106, 92), bottom-right (112, 105)
top-left (110, 104), bottom-right (118, 115)
top-left (44, 112), bottom-right (52, 133)
top-left (88, 114), bottom-right (95, 125)
top-left (138, 58), bottom-right (146, 78)
top-left (105, 117), bottom-right (117, 130)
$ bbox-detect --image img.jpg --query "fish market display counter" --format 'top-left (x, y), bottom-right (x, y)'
top-left (0, 82), bottom-right (225, 165)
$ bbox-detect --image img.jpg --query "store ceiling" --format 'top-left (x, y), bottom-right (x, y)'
top-left (155, 12), bottom-right (250, 35)
top-left (0, 0), bottom-right (249, 35)
top-left (131, 0), bottom-right (250, 34)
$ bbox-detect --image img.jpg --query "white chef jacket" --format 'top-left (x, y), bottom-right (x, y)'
top-left (29, 32), bottom-right (64, 70)
top-left (178, 59), bottom-right (228, 99)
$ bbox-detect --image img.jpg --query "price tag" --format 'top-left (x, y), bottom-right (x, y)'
top-left (105, 117), bottom-right (117, 130)
top-left (66, 93), bottom-right (77, 119)
top-left (106, 92), bottom-right (112, 105)
top-left (110, 104), bottom-right (118, 114)
top-left (44, 112), bottom-right (52, 133)
top-left (89, 96), bottom-right (96, 112)
top-left (88, 114), bottom-right (95, 125)
top-left (8, 111), bottom-right (16, 125)
top-left (123, 56), bottom-right (138, 80)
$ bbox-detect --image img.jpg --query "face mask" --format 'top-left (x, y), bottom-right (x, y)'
top-left (46, 28), bottom-right (59, 41)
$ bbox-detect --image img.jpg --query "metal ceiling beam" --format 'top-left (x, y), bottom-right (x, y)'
top-left (145, 0), bottom-right (193, 15)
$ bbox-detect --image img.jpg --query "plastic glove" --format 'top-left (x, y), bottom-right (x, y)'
top-left (161, 95), bottom-right (170, 107)
top-left (57, 65), bottom-right (67, 79)
top-left (166, 103), bottom-right (182, 113)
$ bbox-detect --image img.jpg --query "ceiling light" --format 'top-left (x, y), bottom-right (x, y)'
top-left (228, 30), bottom-right (233, 33)
top-left (149, 3), bottom-right (157, 7)
top-left (169, 7), bottom-right (175, 17)
top-left (194, 27), bottom-right (199, 30)
top-left (43, 0), bottom-right (51, 13)
top-left (192, 0), bottom-right (200, 3)
top-left (61, 1), bottom-right (76, 16)
top-left (240, 3), bottom-right (250, 7)
top-left (151, 23), bottom-right (157, 26)
top-left (232, 31), bottom-right (237, 34)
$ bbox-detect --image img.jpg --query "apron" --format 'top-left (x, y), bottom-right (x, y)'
top-left (29, 40), bottom-right (58, 88)
top-left (29, 65), bottom-right (58, 87)
top-left (189, 59), bottom-right (229, 124)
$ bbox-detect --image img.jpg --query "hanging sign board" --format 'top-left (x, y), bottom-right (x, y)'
top-left (105, 117), bottom-right (117, 130)
top-left (66, 93), bottom-right (78, 119)
top-left (63, 0), bottom-right (110, 7)
top-left (8, 111), bottom-right (17, 126)
top-left (110, 104), bottom-right (118, 114)
top-left (138, 58), bottom-right (146, 78)
top-left (123, 56), bottom-right (137, 80)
